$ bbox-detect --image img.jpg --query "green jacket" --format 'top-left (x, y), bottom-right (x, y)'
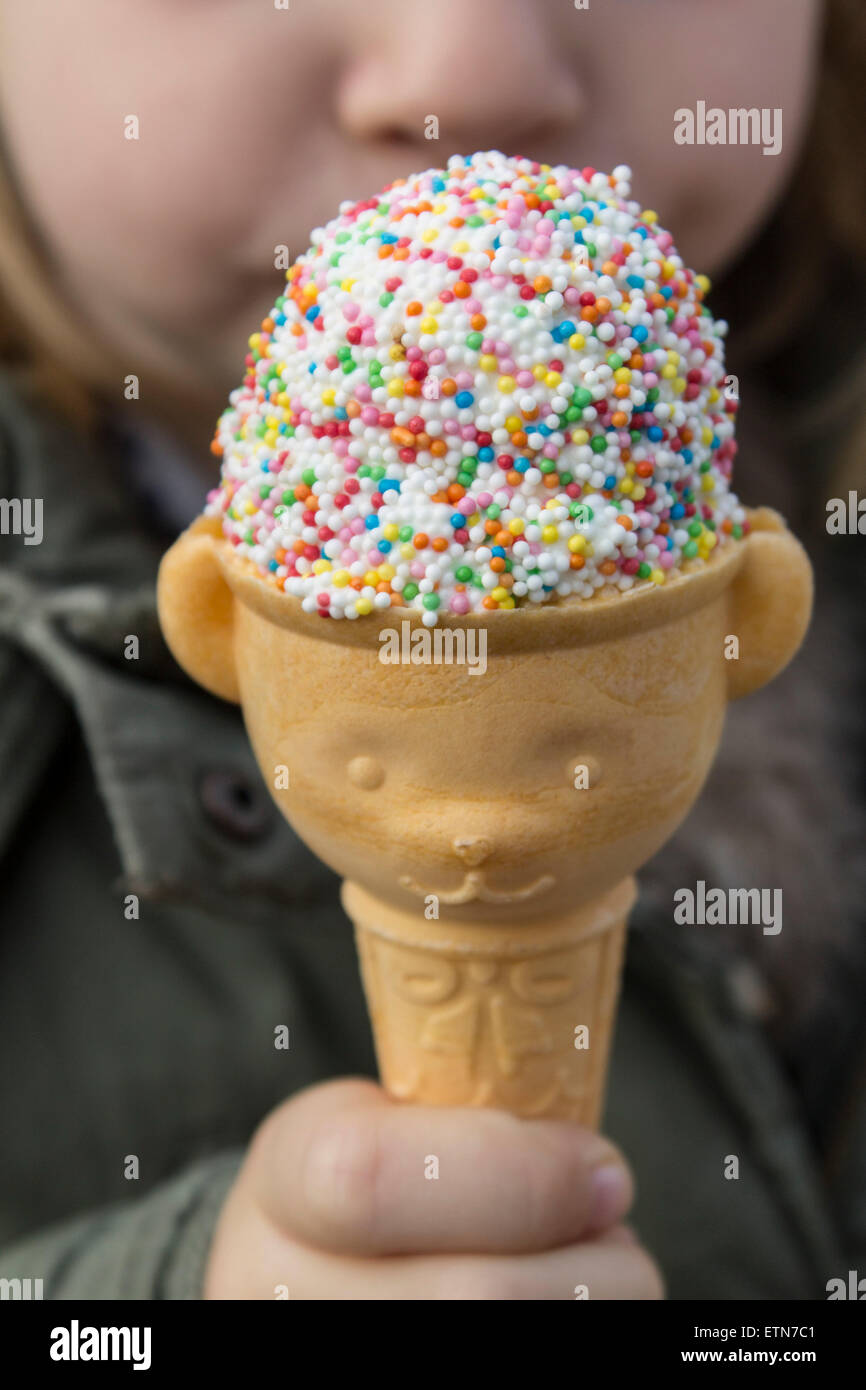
top-left (0, 372), bottom-right (857, 1299)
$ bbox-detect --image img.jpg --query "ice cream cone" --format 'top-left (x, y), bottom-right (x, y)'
top-left (158, 506), bottom-right (812, 1126)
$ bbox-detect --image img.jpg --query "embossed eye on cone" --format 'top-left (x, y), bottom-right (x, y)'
top-left (157, 154), bottom-right (813, 1126)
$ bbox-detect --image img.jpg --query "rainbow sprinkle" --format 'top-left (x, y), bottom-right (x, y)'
top-left (207, 152), bottom-right (745, 625)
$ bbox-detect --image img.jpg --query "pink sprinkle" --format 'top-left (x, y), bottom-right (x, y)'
top-left (343, 303), bottom-right (360, 322)
top-left (450, 595), bottom-right (471, 614)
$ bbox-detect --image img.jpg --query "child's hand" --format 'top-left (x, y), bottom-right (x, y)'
top-left (204, 1079), bottom-right (663, 1300)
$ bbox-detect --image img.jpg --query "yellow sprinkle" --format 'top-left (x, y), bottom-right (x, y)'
top-left (696, 274), bottom-right (712, 295)
top-left (479, 355), bottom-right (498, 372)
top-left (542, 525), bottom-right (558, 543)
top-left (508, 518), bottom-right (525, 535)
top-left (377, 563), bottom-right (396, 580)
top-left (545, 372), bottom-right (562, 388)
top-left (427, 301), bottom-right (444, 314)
top-left (333, 571), bottom-right (350, 588)
top-left (625, 461), bottom-right (636, 476)
top-left (389, 344), bottom-right (405, 361)
top-left (452, 240), bottom-right (469, 253)
top-left (420, 317), bottom-right (438, 334)
top-left (387, 380), bottom-right (404, 397)
top-left (661, 364), bottom-right (677, 380)
top-left (568, 535), bottom-right (587, 554)
top-left (708, 388), bottom-right (720, 404)
top-left (619, 478), bottom-right (634, 495)
top-left (674, 377), bottom-right (686, 395)
top-left (571, 429), bottom-right (590, 446)
top-left (705, 529), bottom-right (718, 548)
top-left (312, 559), bottom-right (331, 575)
top-left (422, 228), bottom-right (439, 243)
top-left (650, 568), bottom-right (665, 585)
top-left (363, 570), bottom-right (380, 588)
top-left (632, 485), bottom-right (646, 501)
top-left (243, 501), bottom-right (255, 516)
top-left (500, 596), bottom-right (516, 609)
top-left (383, 523), bottom-right (399, 541)
top-left (701, 427), bottom-right (713, 446)
top-left (532, 365), bottom-right (547, 381)
top-left (498, 376), bottom-right (516, 393)
top-left (355, 598), bottom-right (373, 616)
top-left (249, 334), bottom-right (261, 349)
top-left (642, 210), bottom-right (658, 224)
top-left (701, 475), bottom-right (715, 493)
top-left (321, 388), bottom-right (336, 406)
top-left (614, 368), bottom-right (632, 384)
top-left (569, 334), bottom-right (586, 350)
top-left (400, 543), bottom-right (414, 560)
top-left (505, 415), bottom-right (522, 432)
top-left (491, 587), bottom-right (508, 603)
top-left (661, 260), bottom-right (676, 280)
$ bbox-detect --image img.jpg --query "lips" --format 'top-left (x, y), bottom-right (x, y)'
top-left (399, 869), bottom-right (555, 906)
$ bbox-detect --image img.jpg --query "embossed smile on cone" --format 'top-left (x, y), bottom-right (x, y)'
top-left (157, 506), bottom-right (811, 1123)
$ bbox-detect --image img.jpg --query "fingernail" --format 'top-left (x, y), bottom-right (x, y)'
top-left (588, 1163), bottom-right (631, 1231)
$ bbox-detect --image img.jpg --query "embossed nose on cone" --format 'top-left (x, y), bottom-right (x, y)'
top-left (452, 837), bottom-right (491, 868)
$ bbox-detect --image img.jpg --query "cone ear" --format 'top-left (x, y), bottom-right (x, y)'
top-left (726, 509), bottom-right (813, 701)
top-left (157, 515), bottom-right (240, 703)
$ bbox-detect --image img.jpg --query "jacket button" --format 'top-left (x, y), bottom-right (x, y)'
top-left (198, 768), bottom-right (273, 842)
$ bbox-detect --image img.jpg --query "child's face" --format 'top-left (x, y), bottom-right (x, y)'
top-left (0, 0), bottom-right (820, 418)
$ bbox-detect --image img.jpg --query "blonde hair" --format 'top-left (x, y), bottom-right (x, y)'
top-left (0, 0), bottom-right (862, 437)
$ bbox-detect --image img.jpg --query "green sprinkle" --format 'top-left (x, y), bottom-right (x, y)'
top-left (379, 292), bottom-right (394, 308)
top-left (399, 526), bottom-right (414, 542)
top-left (422, 593), bottom-right (441, 610)
top-left (302, 469), bottom-right (316, 486)
top-left (466, 332), bottom-right (483, 350)
top-left (638, 561), bottom-right (652, 578)
top-left (514, 305), bottom-right (529, 318)
top-left (573, 387), bottom-right (593, 408)
top-left (590, 436), bottom-right (608, 454)
top-left (688, 521), bottom-right (703, 538)
top-left (402, 582), bottom-right (419, 601)
top-left (455, 565), bottom-right (472, 583)
top-left (683, 540), bottom-right (699, 558)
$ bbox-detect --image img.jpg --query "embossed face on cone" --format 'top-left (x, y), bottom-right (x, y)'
top-left (232, 595), bottom-right (730, 921)
top-left (157, 509), bottom-right (813, 923)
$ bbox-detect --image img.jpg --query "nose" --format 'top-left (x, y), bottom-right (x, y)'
top-left (337, 0), bottom-right (584, 157)
top-left (452, 837), bottom-right (491, 868)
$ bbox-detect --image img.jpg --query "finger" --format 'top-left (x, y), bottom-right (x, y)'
top-left (233, 1209), bottom-right (664, 1301)
top-left (252, 1078), bottom-right (633, 1257)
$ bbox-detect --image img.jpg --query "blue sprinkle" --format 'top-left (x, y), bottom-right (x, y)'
top-left (632, 325), bottom-right (648, 343)
top-left (335, 407), bottom-right (348, 420)
top-left (711, 436), bottom-right (720, 450)
top-left (364, 515), bottom-right (379, 531)
top-left (604, 475), bottom-right (616, 490)
top-left (491, 546), bottom-right (506, 559)
top-left (626, 275), bottom-right (645, 289)
top-left (648, 426), bottom-right (664, 442)
top-left (455, 391), bottom-right (474, 409)
top-left (377, 539), bottom-right (392, 554)
top-left (308, 363), bottom-right (317, 374)
top-left (450, 512), bottom-right (465, 528)
top-left (305, 305), bottom-right (320, 321)
top-left (379, 478), bottom-right (401, 493)
top-left (661, 286), bottom-right (673, 300)
top-left (432, 177), bottom-right (446, 193)
top-left (269, 560), bottom-right (278, 572)
top-left (514, 457), bottom-right (530, 473)
top-left (681, 449), bottom-right (693, 465)
top-left (670, 503), bottom-right (686, 519)
top-left (478, 447), bottom-right (494, 462)
top-left (379, 232), bottom-right (398, 244)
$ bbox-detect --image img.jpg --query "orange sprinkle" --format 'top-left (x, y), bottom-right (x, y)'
top-left (600, 560), bottom-right (617, 576)
top-left (413, 533), bottom-right (429, 549)
top-left (406, 301), bottom-right (423, 316)
top-left (543, 474), bottom-right (560, 489)
top-left (432, 537), bottom-right (448, 552)
top-left (430, 440), bottom-right (447, 457)
top-left (470, 314), bottom-right (487, 330)
top-left (636, 461), bottom-right (654, 478)
top-left (482, 595), bottom-right (499, 610)
top-left (441, 379), bottom-right (457, 396)
top-left (454, 281), bottom-right (471, 298)
top-left (596, 297), bottom-right (611, 314)
top-left (569, 554), bottom-right (586, 570)
top-left (446, 483), bottom-right (465, 502)
top-left (506, 470), bottom-right (523, 486)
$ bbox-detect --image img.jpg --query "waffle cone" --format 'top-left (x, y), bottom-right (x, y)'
top-left (344, 878), bottom-right (635, 1126)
